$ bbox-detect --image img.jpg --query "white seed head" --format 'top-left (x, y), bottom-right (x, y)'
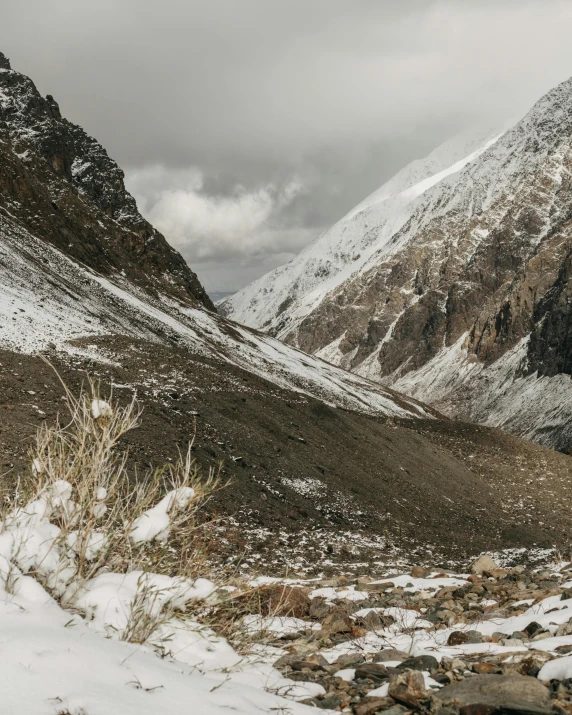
top-left (91, 399), bottom-right (113, 420)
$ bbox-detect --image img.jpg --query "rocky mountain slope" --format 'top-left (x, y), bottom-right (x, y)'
top-left (219, 124), bottom-right (504, 335)
top-left (1, 51), bottom-right (571, 562)
top-left (222, 78), bottom-right (572, 451)
top-left (0, 51), bottom-right (213, 310)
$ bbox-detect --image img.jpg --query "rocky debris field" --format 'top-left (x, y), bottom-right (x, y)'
top-left (225, 556), bottom-right (572, 714)
top-left (1, 339), bottom-right (572, 568)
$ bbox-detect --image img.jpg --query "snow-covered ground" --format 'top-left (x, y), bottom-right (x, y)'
top-left (4, 474), bottom-right (572, 715)
top-left (0, 462), bottom-right (325, 715)
top-left (391, 334), bottom-right (572, 449)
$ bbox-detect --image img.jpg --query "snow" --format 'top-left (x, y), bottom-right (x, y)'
top-left (242, 614), bottom-right (320, 636)
top-left (222, 77), bottom-right (572, 447)
top-left (335, 668), bottom-right (356, 681)
top-left (367, 574), bottom-right (468, 592)
top-left (0, 478), bottom-right (329, 715)
top-left (309, 586), bottom-right (370, 602)
top-left (0, 593), bottom-right (325, 715)
top-left (392, 334), bottom-right (572, 449)
top-left (130, 488), bottom-right (195, 544)
top-left (538, 655), bottom-right (572, 682)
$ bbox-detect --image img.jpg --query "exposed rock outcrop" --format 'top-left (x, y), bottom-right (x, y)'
top-left (0, 51), bottom-right (213, 310)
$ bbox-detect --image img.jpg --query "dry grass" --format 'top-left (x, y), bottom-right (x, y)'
top-left (2, 372), bottom-right (305, 649)
top-left (3, 375), bottom-right (221, 601)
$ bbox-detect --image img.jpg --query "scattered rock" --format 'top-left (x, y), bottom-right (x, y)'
top-left (373, 649), bottom-right (410, 663)
top-left (388, 670), bottom-right (428, 707)
top-left (310, 597), bottom-right (332, 620)
top-left (352, 697), bottom-right (397, 715)
top-left (354, 663), bottom-right (391, 682)
top-left (448, 630), bottom-right (469, 646)
top-left (395, 654), bottom-right (439, 673)
top-left (471, 555), bottom-right (501, 575)
top-left (362, 582), bottom-right (394, 593)
top-left (336, 653), bottom-right (366, 667)
top-left (321, 610), bottom-right (353, 635)
top-left (435, 674), bottom-right (552, 709)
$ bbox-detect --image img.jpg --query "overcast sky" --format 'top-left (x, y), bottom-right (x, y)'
top-left (3, 1), bottom-right (572, 293)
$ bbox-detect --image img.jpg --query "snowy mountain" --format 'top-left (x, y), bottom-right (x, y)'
top-left (222, 78), bottom-right (572, 450)
top-left (219, 124), bottom-right (507, 335)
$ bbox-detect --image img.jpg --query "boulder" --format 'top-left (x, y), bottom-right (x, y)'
top-left (388, 670), bottom-right (428, 707)
top-left (435, 674), bottom-right (552, 709)
top-left (320, 610), bottom-right (353, 635)
top-left (395, 654), bottom-right (439, 673)
top-left (373, 648), bottom-right (410, 663)
top-left (470, 555), bottom-right (500, 575)
top-left (354, 663), bottom-right (390, 682)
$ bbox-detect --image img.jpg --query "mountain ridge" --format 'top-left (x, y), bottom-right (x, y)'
top-left (0, 51), bottom-right (214, 311)
top-left (222, 75), bottom-right (572, 450)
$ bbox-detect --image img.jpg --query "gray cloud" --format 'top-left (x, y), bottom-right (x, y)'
top-left (2, 0), bottom-right (572, 291)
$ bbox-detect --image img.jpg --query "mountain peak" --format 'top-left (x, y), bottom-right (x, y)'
top-left (0, 53), bottom-right (214, 310)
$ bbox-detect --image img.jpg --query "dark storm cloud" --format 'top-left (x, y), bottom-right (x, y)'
top-left (2, 0), bottom-right (572, 290)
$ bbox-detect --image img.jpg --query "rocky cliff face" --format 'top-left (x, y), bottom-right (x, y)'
top-left (222, 77), bottom-right (572, 450)
top-left (0, 51), bottom-right (213, 310)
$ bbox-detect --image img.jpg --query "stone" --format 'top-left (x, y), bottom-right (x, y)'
top-left (291, 653), bottom-right (329, 671)
top-left (0, 52), bottom-right (10, 70)
top-left (448, 630), bottom-right (469, 646)
top-left (354, 663), bottom-right (390, 682)
top-left (435, 674), bottom-right (552, 709)
top-left (473, 662), bottom-right (501, 675)
top-left (531, 632), bottom-right (552, 642)
top-left (466, 630), bottom-right (484, 644)
top-left (321, 610), bottom-right (353, 635)
top-left (363, 581), bottom-right (395, 593)
top-left (353, 697), bottom-right (397, 715)
top-left (388, 670), bottom-right (428, 707)
top-left (500, 638), bottom-right (524, 648)
top-left (309, 597), bottom-right (332, 620)
top-left (355, 610), bottom-right (387, 630)
top-left (411, 566), bottom-right (430, 578)
top-left (523, 621), bottom-right (544, 637)
top-left (555, 621), bottom-right (572, 637)
top-left (302, 694), bottom-right (342, 710)
top-left (471, 555), bottom-right (501, 575)
top-left (373, 649), bottom-right (410, 663)
top-left (335, 653), bottom-right (365, 667)
top-left (395, 654), bottom-right (439, 673)
top-left (459, 705), bottom-right (554, 715)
